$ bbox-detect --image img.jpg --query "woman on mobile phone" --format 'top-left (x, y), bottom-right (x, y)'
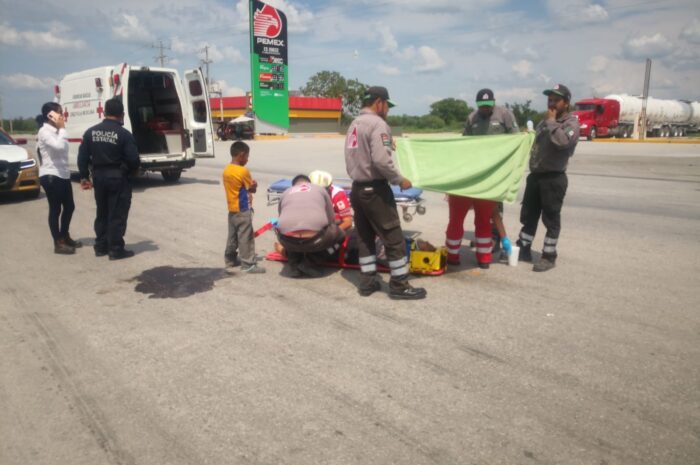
top-left (37, 102), bottom-right (82, 254)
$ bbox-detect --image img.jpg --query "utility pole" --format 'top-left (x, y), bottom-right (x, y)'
top-left (151, 40), bottom-right (171, 67)
top-left (639, 58), bottom-right (652, 140)
top-left (200, 45), bottom-right (213, 89)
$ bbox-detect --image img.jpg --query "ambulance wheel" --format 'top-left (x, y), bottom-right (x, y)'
top-left (416, 205), bottom-right (426, 215)
top-left (162, 169), bottom-right (182, 183)
top-left (403, 212), bottom-right (413, 222)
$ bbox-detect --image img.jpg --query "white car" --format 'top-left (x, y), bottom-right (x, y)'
top-left (0, 128), bottom-right (40, 199)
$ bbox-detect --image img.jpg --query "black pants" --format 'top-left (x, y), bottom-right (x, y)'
top-left (351, 180), bottom-right (409, 288)
top-left (278, 224), bottom-right (345, 269)
top-left (40, 175), bottom-right (75, 241)
top-left (519, 172), bottom-right (568, 255)
top-left (93, 173), bottom-right (132, 253)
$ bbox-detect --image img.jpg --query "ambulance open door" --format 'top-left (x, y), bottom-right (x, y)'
top-left (184, 68), bottom-right (215, 158)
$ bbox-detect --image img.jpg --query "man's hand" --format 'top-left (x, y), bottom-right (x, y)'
top-left (399, 178), bottom-right (412, 190)
top-left (80, 179), bottom-right (93, 190)
top-left (249, 179), bottom-right (258, 193)
top-left (546, 108), bottom-right (557, 121)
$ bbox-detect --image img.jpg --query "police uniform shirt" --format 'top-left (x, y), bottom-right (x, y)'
top-left (529, 113), bottom-right (580, 173)
top-left (77, 119), bottom-right (140, 179)
top-left (463, 106), bottom-right (518, 136)
top-left (345, 109), bottom-right (403, 185)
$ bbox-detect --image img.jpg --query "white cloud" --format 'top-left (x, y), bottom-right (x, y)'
top-left (378, 65), bottom-right (401, 76)
top-left (212, 80), bottom-right (245, 97)
top-left (546, 0), bottom-right (608, 25)
top-left (378, 29), bottom-right (399, 54)
top-left (413, 46), bottom-right (445, 73)
top-left (623, 33), bottom-right (674, 59)
top-left (588, 55), bottom-right (609, 73)
top-left (512, 60), bottom-right (533, 78)
top-left (680, 18), bottom-right (700, 44)
top-left (0, 22), bottom-right (86, 50)
top-left (111, 14), bottom-right (154, 43)
top-left (496, 87), bottom-right (539, 103)
top-left (0, 73), bottom-right (56, 90)
top-left (233, 0), bottom-right (314, 33)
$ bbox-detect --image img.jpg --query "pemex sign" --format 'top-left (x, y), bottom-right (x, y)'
top-left (249, 0), bottom-right (289, 132)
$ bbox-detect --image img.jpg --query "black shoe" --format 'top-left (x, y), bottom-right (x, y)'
top-left (389, 285), bottom-right (427, 300)
top-left (358, 281), bottom-right (381, 296)
top-left (533, 256), bottom-right (556, 272)
top-left (109, 249), bottom-right (135, 260)
top-left (517, 241), bottom-right (532, 262)
top-left (54, 239), bottom-right (75, 255)
top-left (297, 261), bottom-right (322, 278)
top-left (94, 248), bottom-right (108, 257)
top-left (64, 235), bottom-right (83, 248)
top-left (478, 262), bottom-right (490, 269)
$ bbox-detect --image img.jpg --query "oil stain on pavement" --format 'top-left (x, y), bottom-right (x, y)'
top-left (132, 266), bottom-right (231, 299)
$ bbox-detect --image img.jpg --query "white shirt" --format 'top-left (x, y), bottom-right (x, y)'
top-left (38, 123), bottom-right (70, 179)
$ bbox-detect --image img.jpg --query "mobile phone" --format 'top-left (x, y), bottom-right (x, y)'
top-left (47, 111), bottom-right (61, 122)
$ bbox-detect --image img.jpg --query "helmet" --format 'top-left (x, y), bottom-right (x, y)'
top-left (309, 170), bottom-right (333, 188)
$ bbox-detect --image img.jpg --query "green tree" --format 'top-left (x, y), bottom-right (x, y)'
top-left (429, 98), bottom-right (471, 126)
top-left (300, 71), bottom-right (368, 118)
top-left (506, 100), bottom-right (544, 129)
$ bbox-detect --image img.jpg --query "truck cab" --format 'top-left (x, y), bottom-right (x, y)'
top-left (57, 64), bottom-right (214, 182)
top-left (572, 98), bottom-right (622, 140)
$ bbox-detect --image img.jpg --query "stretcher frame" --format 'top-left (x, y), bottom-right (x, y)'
top-left (266, 178), bottom-right (427, 222)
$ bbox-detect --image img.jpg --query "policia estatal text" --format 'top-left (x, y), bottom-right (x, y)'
top-left (344, 86), bottom-right (426, 300)
top-left (78, 98), bottom-right (140, 260)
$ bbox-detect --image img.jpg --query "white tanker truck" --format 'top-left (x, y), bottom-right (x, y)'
top-left (572, 94), bottom-right (700, 139)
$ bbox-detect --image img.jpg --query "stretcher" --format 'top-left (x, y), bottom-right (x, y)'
top-left (266, 178), bottom-right (427, 222)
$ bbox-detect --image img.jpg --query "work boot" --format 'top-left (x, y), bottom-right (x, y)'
top-left (297, 260), bottom-right (322, 278)
top-left (533, 254), bottom-right (556, 272)
top-left (109, 249), bottom-right (135, 260)
top-left (94, 247), bottom-right (108, 257)
top-left (389, 279), bottom-right (427, 300)
top-left (54, 239), bottom-right (75, 255)
top-left (64, 235), bottom-right (83, 248)
top-left (358, 281), bottom-right (381, 297)
top-left (478, 262), bottom-right (490, 269)
top-left (516, 240), bottom-right (532, 262)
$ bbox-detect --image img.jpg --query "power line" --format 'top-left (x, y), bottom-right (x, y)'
top-left (151, 40), bottom-right (171, 67)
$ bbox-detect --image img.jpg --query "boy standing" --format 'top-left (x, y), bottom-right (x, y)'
top-left (223, 141), bottom-right (265, 274)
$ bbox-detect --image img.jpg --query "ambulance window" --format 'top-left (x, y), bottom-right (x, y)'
top-left (192, 101), bottom-right (206, 123)
top-left (189, 80), bottom-right (203, 96)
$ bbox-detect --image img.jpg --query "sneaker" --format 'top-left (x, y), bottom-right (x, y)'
top-left (358, 281), bottom-right (381, 297)
top-left (64, 235), bottom-right (83, 248)
top-left (241, 264), bottom-right (266, 274)
top-left (54, 239), bottom-right (75, 255)
top-left (224, 266), bottom-right (237, 275)
top-left (389, 284), bottom-right (427, 300)
top-left (533, 256), bottom-right (556, 272)
top-left (109, 249), bottom-right (135, 260)
top-left (478, 262), bottom-right (490, 269)
top-left (225, 257), bottom-right (241, 267)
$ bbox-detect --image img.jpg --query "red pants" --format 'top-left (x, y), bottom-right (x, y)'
top-left (445, 195), bottom-right (496, 265)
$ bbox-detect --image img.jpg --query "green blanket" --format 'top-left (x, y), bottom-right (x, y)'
top-left (395, 133), bottom-right (534, 203)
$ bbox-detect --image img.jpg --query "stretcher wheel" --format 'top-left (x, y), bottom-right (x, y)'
top-left (416, 205), bottom-right (426, 215)
top-left (403, 212), bottom-right (413, 222)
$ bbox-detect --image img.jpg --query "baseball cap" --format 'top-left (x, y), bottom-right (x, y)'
top-left (364, 86), bottom-right (396, 107)
top-left (543, 84), bottom-right (572, 101)
top-left (476, 88), bottom-right (495, 107)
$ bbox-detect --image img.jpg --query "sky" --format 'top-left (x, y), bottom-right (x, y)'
top-left (1, 0), bottom-right (699, 118)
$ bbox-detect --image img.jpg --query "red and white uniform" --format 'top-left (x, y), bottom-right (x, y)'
top-left (329, 184), bottom-right (352, 222)
top-left (445, 195), bottom-right (496, 265)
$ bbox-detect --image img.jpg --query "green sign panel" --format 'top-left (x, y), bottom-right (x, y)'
top-left (249, 0), bottom-right (289, 130)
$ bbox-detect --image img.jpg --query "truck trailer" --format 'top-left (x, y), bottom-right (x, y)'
top-left (573, 94), bottom-right (700, 140)
top-left (56, 64), bottom-right (215, 182)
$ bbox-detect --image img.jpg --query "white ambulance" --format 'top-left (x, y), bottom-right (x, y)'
top-left (56, 63), bottom-right (214, 182)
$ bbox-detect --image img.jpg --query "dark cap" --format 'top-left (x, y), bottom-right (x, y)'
top-left (105, 98), bottom-right (124, 117)
top-left (476, 88), bottom-right (495, 107)
top-left (364, 86), bottom-right (395, 107)
top-left (543, 84), bottom-right (571, 101)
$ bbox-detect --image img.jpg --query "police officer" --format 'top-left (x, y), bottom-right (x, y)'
top-left (345, 86), bottom-right (426, 299)
top-left (516, 84), bottom-right (580, 272)
top-left (78, 98), bottom-right (140, 260)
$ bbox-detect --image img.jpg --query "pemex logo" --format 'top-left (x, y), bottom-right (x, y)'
top-left (254, 4), bottom-right (282, 38)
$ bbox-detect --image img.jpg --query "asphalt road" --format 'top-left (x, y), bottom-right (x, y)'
top-left (1, 137), bottom-right (699, 465)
